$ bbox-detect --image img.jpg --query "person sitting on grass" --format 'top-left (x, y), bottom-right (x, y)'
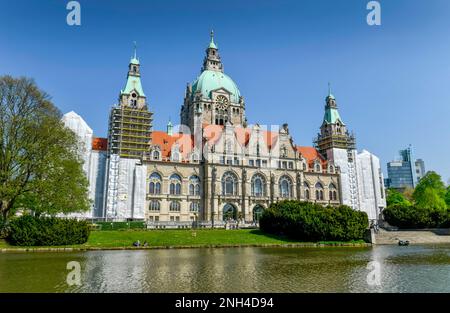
top-left (133, 240), bottom-right (140, 247)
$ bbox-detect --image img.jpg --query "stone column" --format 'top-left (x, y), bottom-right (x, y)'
top-left (241, 168), bottom-right (247, 220)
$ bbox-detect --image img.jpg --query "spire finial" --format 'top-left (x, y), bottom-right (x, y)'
top-left (133, 41), bottom-right (137, 59)
top-left (208, 30), bottom-right (217, 49)
top-left (167, 117), bottom-right (173, 136)
top-left (326, 82), bottom-right (335, 101)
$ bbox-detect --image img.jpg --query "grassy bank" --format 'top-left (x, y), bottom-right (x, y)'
top-left (0, 229), bottom-right (368, 251)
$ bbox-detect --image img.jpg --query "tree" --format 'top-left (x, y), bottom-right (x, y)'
top-left (445, 186), bottom-right (450, 208)
top-left (0, 76), bottom-right (90, 223)
top-left (402, 187), bottom-right (414, 202)
top-left (413, 171), bottom-right (447, 210)
top-left (386, 189), bottom-right (411, 207)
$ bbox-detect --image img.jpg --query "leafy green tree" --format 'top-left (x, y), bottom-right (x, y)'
top-left (445, 186), bottom-right (450, 208)
top-left (386, 189), bottom-right (411, 207)
top-left (402, 187), bottom-right (414, 202)
top-left (0, 76), bottom-right (90, 224)
top-left (413, 171), bottom-right (447, 210)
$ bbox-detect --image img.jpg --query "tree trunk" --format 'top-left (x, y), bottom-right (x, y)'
top-left (1, 199), bottom-right (10, 223)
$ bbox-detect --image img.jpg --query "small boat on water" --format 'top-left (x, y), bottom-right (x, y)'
top-left (398, 240), bottom-right (410, 246)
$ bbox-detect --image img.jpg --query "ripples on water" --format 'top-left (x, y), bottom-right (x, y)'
top-left (1, 245), bottom-right (450, 292)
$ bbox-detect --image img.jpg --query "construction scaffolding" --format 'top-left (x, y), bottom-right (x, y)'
top-left (108, 106), bottom-right (153, 159)
top-left (314, 132), bottom-right (356, 158)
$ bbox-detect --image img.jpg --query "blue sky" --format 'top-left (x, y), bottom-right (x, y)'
top-left (1, 0), bottom-right (449, 182)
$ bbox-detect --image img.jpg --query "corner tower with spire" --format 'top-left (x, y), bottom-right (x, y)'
top-left (180, 31), bottom-right (246, 131)
top-left (315, 84), bottom-right (355, 158)
top-left (315, 85), bottom-right (359, 210)
top-left (107, 43), bottom-right (153, 158)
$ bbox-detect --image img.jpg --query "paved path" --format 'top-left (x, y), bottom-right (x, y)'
top-left (375, 228), bottom-right (450, 245)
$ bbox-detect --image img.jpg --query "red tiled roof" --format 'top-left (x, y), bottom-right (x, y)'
top-left (150, 126), bottom-right (325, 168)
top-left (151, 131), bottom-right (194, 159)
top-left (92, 137), bottom-right (108, 151)
top-left (296, 146), bottom-right (327, 167)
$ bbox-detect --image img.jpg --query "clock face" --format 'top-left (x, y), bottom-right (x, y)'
top-left (216, 95), bottom-right (228, 105)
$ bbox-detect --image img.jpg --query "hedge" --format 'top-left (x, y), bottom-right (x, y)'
top-left (259, 200), bottom-right (368, 242)
top-left (383, 205), bottom-right (450, 229)
top-left (95, 221), bottom-right (146, 231)
top-left (7, 215), bottom-right (90, 246)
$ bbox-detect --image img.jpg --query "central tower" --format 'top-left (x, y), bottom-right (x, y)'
top-left (180, 31), bottom-right (246, 131)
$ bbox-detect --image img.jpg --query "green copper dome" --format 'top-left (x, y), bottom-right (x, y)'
top-left (191, 70), bottom-right (241, 103)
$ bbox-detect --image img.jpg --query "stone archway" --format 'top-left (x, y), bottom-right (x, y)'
top-left (222, 203), bottom-right (237, 221)
top-left (253, 204), bottom-right (265, 222)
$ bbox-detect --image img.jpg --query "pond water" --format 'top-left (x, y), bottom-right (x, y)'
top-left (1, 245), bottom-right (450, 292)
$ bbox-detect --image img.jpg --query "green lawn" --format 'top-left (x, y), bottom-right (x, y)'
top-left (0, 229), bottom-right (367, 250)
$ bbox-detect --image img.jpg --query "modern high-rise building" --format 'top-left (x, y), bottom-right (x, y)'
top-left (385, 145), bottom-right (425, 190)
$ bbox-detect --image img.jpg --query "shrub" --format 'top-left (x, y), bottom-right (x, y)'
top-left (95, 221), bottom-right (146, 231)
top-left (7, 215), bottom-right (90, 246)
top-left (383, 205), bottom-right (450, 229)
top-left (0, 215), bottom-right (10, 239)
top-left (259, 200), bottom-right (368, 242)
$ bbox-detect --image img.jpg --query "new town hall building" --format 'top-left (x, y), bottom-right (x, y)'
top-left (63, 33), bottom-right (386, 226)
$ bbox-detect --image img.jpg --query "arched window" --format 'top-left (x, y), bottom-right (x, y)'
top-left (329, 183), bottom-right (337, 201)
top-left (222, 172), bottom-right (238, 196)
top-left (169, 174), bottom-right (182, 195)
top-left (315, 163), bottom-right (321, 172)
top-left (149, 172), bottom-right (162, 195)
top-left (190, 202), bottom-right (200, 212)
top-left (251, 174), bottom-right (266, 197)
top-left (329, 165), bottom-right (334, 173)
top-left (279, 175), bottom-right (293, 198)
top-left (195, 184), bottom-right (200, 195)
top-left (149, 200), bottom-right (160, 211)
top-left (315, 182), bottom-right (324, 200)
top-left (189, 175), bottom-right (201, 196)
top-left (302, 163), bottom-right (307, 171)
top-left (153, 150), bottom-right (160, 160)
top-left (169, 201), bottom-right (181, 211)
top-left (304, 182), bottom-right (310, 200)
